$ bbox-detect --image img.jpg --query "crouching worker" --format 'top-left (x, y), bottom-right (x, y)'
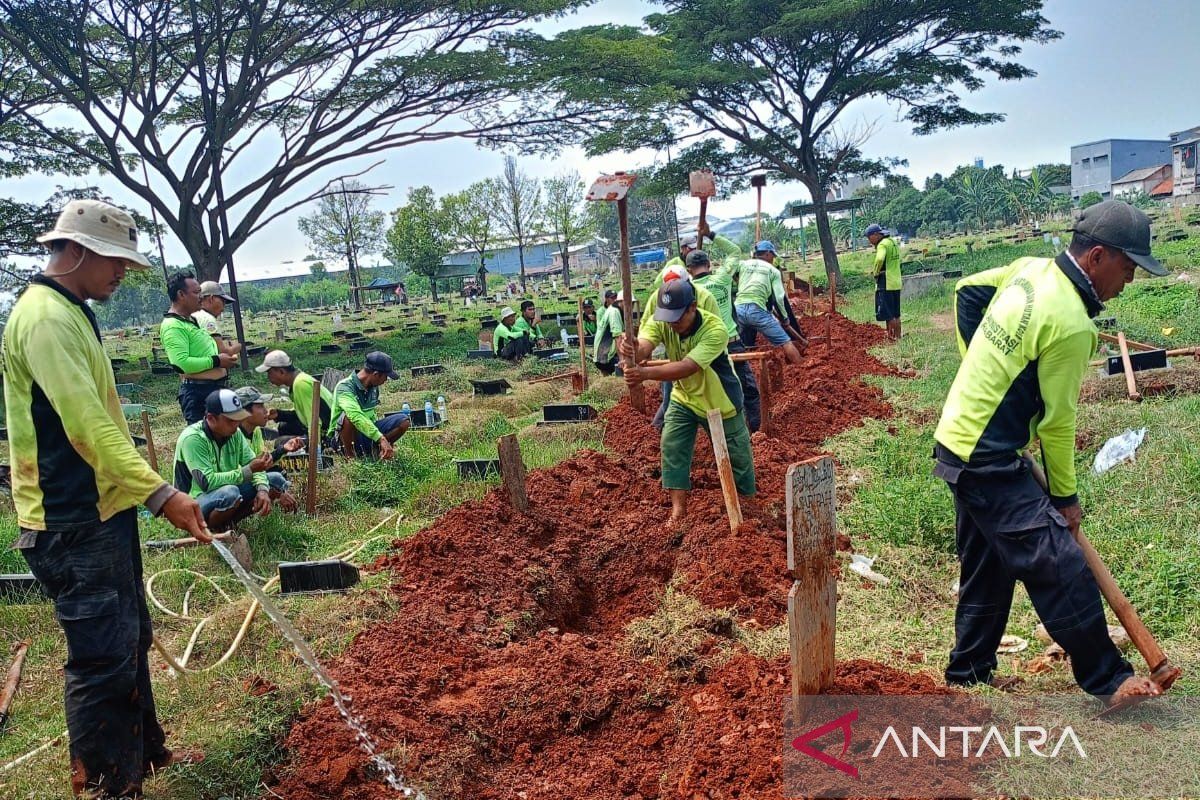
top-left (334, 351), bottom-right (410, 459)
top-left (493, 306), bottom-right (533, 361)
top-left (619, 278), bottom-right (755, 524)
top-left (234, 386), bottom-right (300, 513)
top-left (173, 389), bottom-right (275, 531)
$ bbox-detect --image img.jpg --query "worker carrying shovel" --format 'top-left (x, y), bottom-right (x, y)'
top-left (933, 199), bottom-right (1168, 703)
top-left (620, 276), bottom-right (755, 524)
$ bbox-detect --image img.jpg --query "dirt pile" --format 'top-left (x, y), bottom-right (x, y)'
top-left (274, 312), bottom-right (925, 800)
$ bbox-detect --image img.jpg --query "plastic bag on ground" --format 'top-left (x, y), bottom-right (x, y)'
top-left (1092, 428), bottom-right (1146, 474)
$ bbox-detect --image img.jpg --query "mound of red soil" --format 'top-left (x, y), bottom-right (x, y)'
top-left (273, 313), bottom-right (927, 800)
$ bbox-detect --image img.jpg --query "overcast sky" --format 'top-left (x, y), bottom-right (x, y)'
top-left (2, 0), bottom-right (1198, 278)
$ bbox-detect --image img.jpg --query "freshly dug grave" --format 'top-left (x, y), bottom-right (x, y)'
top-left (274, 313), bottom-right (925, 800)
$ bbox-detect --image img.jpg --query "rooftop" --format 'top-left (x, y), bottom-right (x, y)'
top-left (1112, 164), bottom-right (1171, 184)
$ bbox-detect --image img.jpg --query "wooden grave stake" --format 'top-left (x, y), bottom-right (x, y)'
top-left (756, 358), bottom-right (773, 437)
top-left (1117, 332), bottom-right (1142, 402)
top-left (305, 380), bottom-right (322, 515)
top-left (705, 409), bottom-right (743, 533)
top-left (785, 456), bottom-right (837, 702)
top-left (497, 434), bottom-right (529, 512)
top-left (576, 297), bottom-right (589, 392)
top-left (140, 409), bottom-right (158, 473)
top-left (0, 640), bottom-right (31, 730)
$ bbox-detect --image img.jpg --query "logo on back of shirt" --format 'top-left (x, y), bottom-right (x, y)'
top-left (981, 277), bottom-right (1035, 356)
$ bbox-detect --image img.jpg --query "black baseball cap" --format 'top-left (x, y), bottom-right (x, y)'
top-left (654, 278), bottom-right (697, 323)
top-left (684, 250), bottom-right (711, 269)
top-left (1072, 200), bottom-right (1167, 276)
top-left (364, 351), bottom-right (399, 379)
top-left (205, 388), bottom-right (250, 420)
top-left (604, 289), bottom-right (617, 299)
top-left (583, 298), bottom-right (594, 308)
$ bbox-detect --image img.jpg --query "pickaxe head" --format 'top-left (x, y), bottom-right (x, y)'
top-left (586, 172), bottom-right (638, 202)
top-left (750, 174), bottom-right (767, 189)
top-left (689, 169), bottom-right (716, 199)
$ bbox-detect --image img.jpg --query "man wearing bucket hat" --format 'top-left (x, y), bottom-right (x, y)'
top-left (619, 279), bottom-right (755, 524)
top-left (492, 306), bottom-right (532, 360)
top-left (162, 270), bottom-right (239, 423)
top-left (332, 351), bottom-right (411, 459)
top-left (4, 199), bottom-right (208, 797)
top-left (866, 224), bottom-right (902, 340)
top-left (193, 280), bottom-right (242, 357)
top-left (173, 388), bottom-right (275, 531)
top-left (934, 199), bottom-right (1166, 702)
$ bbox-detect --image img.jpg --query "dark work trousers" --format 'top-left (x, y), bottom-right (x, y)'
top-left (274, 409), bottom-right (306, 438)
top-left (933, 446), bottom-right (1132, 696)
top-left (652, 381), bottom-right (672, 431)
top-left (21, 508), bottom-right (168, 797)
top-left (728, 339), bottom-right (760, 433)
top-left (177, 378), bottom-right (227, 424)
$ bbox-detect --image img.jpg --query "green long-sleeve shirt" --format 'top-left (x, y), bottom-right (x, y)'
top-left (692, 263), bottom-right (740, 339)
top-left (873, 236), bottom-right (902, 291)
top-left (291, 371), bottom-right (335, 435)
top-left (333, 373), bottom-right (383, 441)
top-left (512, 317), bottom-right (545, 340)
top-left (593, 304), bottom-right (625, 363)
top-left (935, 254), bottom-right (1103, 506)
top-left (173, 421), bottom-right (268, 498)
top-left (160, 312), bottom-right (220, 375)
top-left (663, 235), bottom-right (742, 270)
top-left (2, 276), bottom-right (169, 530)
top-left (493, 321), bottom-right (523, 352)
top-left (732, 256), bottom-right (789, 312)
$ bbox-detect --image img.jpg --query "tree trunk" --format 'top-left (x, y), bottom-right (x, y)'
top-left (347, 246), bottom-right (362, 311)
top-left (518, 245), bottom-right (527, 293)
top-left (562, 249), bottom-right (571, 288)
top-left (430, 274), bottom-right (440, 302)
top-left (809, 194), bottom-right (842, 283)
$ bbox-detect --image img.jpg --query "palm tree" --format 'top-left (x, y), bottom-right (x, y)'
top-left (955, 169), bottom-right (1001, 232)
top-left (1010, 168), bottom-right (1052, 222)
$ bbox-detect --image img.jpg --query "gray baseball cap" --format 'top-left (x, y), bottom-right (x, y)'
top-left (234, 386), bottom-right (274, 406)
top-left (1072, 200), bottom-right (1167, 276)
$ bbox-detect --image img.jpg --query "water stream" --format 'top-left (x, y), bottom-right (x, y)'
top-left (211, 541), bottom-right (424, 798)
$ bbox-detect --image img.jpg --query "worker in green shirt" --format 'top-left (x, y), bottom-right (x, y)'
top-left (642, 266), bottom-right (725, 431)
top-left (581, 299), bottom-right (598, 336)
top-left (513, 299), bottom-right (548, 347)
top-left (663, 229), bottom-right (741, 270)
top-left (734, 241), bottom-right (805, 364)
top-left (162, 270), bottom-right (238, 423)
top-left (687, 250), bottom-right (760, 432)
top-left (866, 223), bottom-right (902, 340)
top-left (952, 259), bottom-right (1030, 356)
top-left (493, 306), bottom-right (533, 361)
top-left (593, 289), bottom-right (626, 375)
top-left (5, 199), bottom-right (207, 797)
top-left (256, 349), bottom-right (334, 437)
top-left (173, 389), bottom-right (276, 530)
top-left (933, 200), bottom-right (1165, 703)
top-left (620, 277), bottom-right (755, 524)
top-left (333, 351), bottom-right (410, 459)
top-left (234, 386), bottom-right (300, 513)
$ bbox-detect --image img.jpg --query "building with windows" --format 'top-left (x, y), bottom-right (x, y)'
top-left (1111, 164), bottom-right (1172, 198)
top-left (1170, 125), bottom-right (1200, 199)
top-left (1070, 138), bottom-right (1172, 201)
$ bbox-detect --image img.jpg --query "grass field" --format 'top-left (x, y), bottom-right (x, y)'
top-left (2, 223), bottom-right (1198, 798)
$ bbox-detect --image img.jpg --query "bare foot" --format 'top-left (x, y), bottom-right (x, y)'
top-left (1109, 675), bottom-right (1161, 706)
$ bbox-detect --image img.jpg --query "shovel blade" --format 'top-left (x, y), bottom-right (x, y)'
top-left (586, 172), bottom-right (638, 202)
top-left (689, 169), bottom-right (716, 198)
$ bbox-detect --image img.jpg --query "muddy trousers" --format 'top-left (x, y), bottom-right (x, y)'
top-left (20, 508), bottom-right (168, 797)
top-left (661, 403), bottom-right (756, 495)
top-left (933, 447), bottom-right (1132, 696)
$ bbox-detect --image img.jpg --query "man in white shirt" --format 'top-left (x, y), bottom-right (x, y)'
top-left (193, 281), bottom-right (242, 357)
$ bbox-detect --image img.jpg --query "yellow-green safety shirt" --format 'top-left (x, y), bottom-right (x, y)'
top-left (952, 259), bottom-right (1031, 356)
top-left (934, 254), bottom-right (1104, 506)
top-left (290, 371), bottom-right (335, 435)
top-left (2, 276), bottom-right (169, 530)
top-left (873, 236), bottom-right (902, 291)
top-left (733, 256), bottom-right (789, 311)
top-left (640, 308), bottom-right (742, 419)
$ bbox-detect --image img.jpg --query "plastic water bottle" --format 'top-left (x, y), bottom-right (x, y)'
top-left (401, 402), bottom-right (411, 414)
top-left (424, 400), bottom-right (434, 427)
top-left (560, 327), bottom-right (570, 349)
top-left (437, 395), bottom-right (447, 423)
